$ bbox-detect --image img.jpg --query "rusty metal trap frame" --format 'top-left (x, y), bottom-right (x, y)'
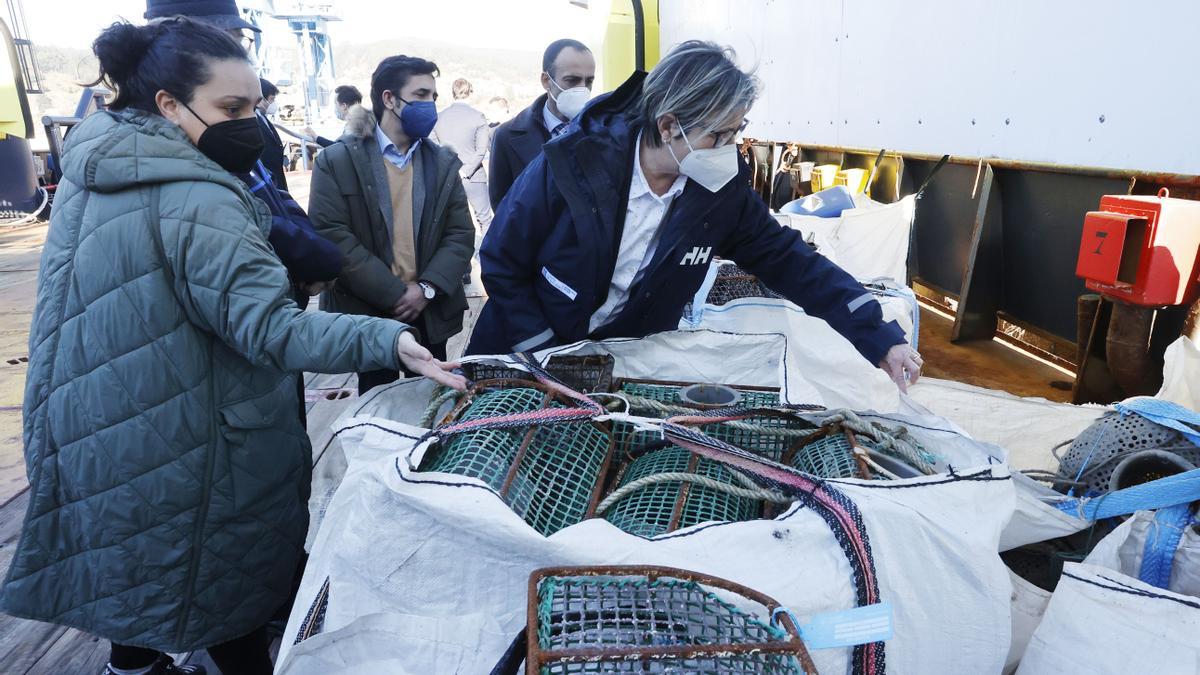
top-left (525, 566), bottom-right (817, 674)
top-left (418, 379), bottom-right (616, 536)
top-left (461, 354), bottom-right (617, 395)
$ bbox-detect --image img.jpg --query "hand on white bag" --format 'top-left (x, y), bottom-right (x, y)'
top-left (397, 331), bottom-right (467, 391)
top-left (879, 344), bottom-right (922, 393)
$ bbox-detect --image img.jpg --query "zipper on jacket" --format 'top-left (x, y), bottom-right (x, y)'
top-left (175, 350), bottom-right (220, 646)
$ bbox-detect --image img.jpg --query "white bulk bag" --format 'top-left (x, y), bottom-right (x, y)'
top-left (1016, 562), bottom-right (1200, 674)
top-left (278, 418), bottom-right (1016, 675)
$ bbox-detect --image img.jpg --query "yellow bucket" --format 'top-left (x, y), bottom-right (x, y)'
top-left (811, 164), bottom-right (839, 192)
top-left (836, 168), bottom-right (869, 194)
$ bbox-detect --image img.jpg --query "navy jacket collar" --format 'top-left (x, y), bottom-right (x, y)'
top-left (542, 71), bottom-right (751, 286)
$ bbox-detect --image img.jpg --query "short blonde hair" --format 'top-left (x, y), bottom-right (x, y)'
top-left (638, 40), bottom-right (759, 147)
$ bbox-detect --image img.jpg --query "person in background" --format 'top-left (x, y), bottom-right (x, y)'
top-left (0, 19), bottom-right (464, 675)
top-left (307, 84), bottom-right (363, 148)
top-left (488, 38), bottom-right (595, 209)
top-left (486, 96), bottom-right (510, 127)
top-left (308, 55), bottom-right (474, 395)
top-left (468, 41), bottom-right (923, 391)
top-left (255, 77), bottom-right (289, 191)
top-left (433, 77), bottom-right (492, 285)
top-left (144, 0), bottom-right (259, 50)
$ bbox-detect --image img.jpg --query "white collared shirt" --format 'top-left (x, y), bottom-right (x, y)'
top-left (589, 133), bottom-right (688, 333)
top-left (543, 103), bottom-right (567, 136)
top-left (375, 124), bottom-right (421, 170)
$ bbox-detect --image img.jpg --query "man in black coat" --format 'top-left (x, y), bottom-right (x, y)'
top-left (487, 38), bottom-right (594, 209)
top-left (256, 77), bottom-right (289, 191)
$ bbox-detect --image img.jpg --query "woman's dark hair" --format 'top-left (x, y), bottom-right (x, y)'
top-left (91, 18), bottom-right (249, 112)
top-left (259, 78), bottom-right (279, 99)
top-left (370, 55), bottom-right (439, 122)
top-left (334, 84), bottom-right (362, 106)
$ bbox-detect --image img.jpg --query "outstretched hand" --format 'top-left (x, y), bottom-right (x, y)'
top-left (878, 343), bottom-right (923, 393)
top-left (397, 331), bottom-right (467, 391)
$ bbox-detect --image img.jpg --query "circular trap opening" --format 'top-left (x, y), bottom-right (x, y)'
top-left (678, 384), bottom-right (742, 408)
top-left (1109, 450), bottom-right (1194, 492)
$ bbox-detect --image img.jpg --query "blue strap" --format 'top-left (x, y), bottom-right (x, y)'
top-left (1115, 397), bottom-right (1200, 446)
top-left (1138, 503), bottom-right (1195, 589)
top-left (1055, 466), bottom-right (1200, 520)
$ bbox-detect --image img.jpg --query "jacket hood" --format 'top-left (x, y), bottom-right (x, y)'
top-left (344, 103), bottom-right (376, 140)
top-left (61, 109), bottom-right (252, 196)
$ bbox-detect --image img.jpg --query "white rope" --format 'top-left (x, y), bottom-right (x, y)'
top-left (593, 411), bottom-right (667, 435)
top-left (595, 471), bottom-right (792, 515)
top-left (1, 186), bottom-right (49, 227)
top-left (588, 392), bottom-right (631, 414)
top-left (852, 447), bottom-right (903, 480)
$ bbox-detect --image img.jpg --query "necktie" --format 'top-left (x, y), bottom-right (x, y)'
top-left (552, 122), bottom-right (568, 138)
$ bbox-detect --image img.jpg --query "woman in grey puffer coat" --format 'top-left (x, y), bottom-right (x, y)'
top-left (0, 18), bottom-right (465, 675)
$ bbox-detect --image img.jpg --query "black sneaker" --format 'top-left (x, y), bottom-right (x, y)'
top-left (104, 655), bottom-right (206, 675)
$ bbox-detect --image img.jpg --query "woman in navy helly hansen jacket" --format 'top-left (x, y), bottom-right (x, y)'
top-left (468, 41), bottom-right (923, 389)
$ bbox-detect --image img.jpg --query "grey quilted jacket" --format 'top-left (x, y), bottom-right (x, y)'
top-left (0, 109), bottom-right (406, 651)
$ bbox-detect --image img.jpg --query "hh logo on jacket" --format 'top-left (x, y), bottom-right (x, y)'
top-left (680, 246), bottom-right (712, 266)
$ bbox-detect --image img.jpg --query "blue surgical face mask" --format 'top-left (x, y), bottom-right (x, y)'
top-left (392, 94), bottom-right (438, 139)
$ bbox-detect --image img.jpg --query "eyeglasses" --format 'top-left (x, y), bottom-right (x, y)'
top-left (709, 118), bottom-right (750, 147)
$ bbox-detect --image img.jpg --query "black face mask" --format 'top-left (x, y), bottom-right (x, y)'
top-left (177, 98), bottom-right (265, 174)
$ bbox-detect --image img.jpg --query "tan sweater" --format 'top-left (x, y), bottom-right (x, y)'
top-left (384, 160), bottom-right (418, 282)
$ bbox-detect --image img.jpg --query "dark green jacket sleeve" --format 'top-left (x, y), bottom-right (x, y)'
top-left (308, 148), bottom-right (409, 312)
top-left (161, 183), bottom-right (405, 374)
top-left (419, 171), bottom-right (475, 294)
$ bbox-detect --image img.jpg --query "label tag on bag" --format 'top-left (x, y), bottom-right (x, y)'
top-left (797, 602), bottom-right (893, 649)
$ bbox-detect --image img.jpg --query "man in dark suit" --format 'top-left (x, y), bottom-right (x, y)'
top-left (256, 78), bottom-right (289, 191)
top-left (487, 38), bottom-right (594, 209)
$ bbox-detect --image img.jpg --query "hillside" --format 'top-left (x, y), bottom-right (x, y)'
top-left (27, 37), bottom-right (547, 149)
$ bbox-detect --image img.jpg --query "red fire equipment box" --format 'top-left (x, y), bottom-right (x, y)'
top-left (1075, 188), bottom-right (1200, 306)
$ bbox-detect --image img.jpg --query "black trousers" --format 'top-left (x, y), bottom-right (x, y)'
top-left (358, 340), bottom-right (447, 396)
top-left (110, 626), bottom-right (271, 674)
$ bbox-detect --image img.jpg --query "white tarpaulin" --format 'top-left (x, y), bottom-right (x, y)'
top-left (773, 195), bottom-right (916, 283)
top-left (279, 331), bottom-right (1018, 674)
top-left (1158, 336), bottom-right (1200, 411)
top-left (906, 378), bottom-right (1109, 473)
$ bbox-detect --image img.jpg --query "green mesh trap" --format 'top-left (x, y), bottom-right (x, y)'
top-left (789, 431), bottom-right (864, 480)
top-left (527, 567), bottom-right (813, 674)
top-left (418, 383), bottom-right (613, 536)
top-left (613, 380), bottom-right (814, 462)
top-left (602, 447), bottom-right (762, 537)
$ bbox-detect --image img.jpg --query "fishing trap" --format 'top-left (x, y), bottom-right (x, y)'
top-left (417, 357), bottom-right (936, 538)
top-left (521, 565), bottom-right (817, 674)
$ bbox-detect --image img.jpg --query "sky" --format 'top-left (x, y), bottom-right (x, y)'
top-left (20, 0), bottom-right (598, 52)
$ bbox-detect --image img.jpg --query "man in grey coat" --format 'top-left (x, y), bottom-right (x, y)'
top-left (308, 55), bottom-right (475, 394)
top-left (433, 77), bottom-right (493, 233)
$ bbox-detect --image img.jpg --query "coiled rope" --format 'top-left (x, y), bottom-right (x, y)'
top-left (419, 386), bottom-right (464, 428)
top-left (595, 470), bottom-right (793, 515)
